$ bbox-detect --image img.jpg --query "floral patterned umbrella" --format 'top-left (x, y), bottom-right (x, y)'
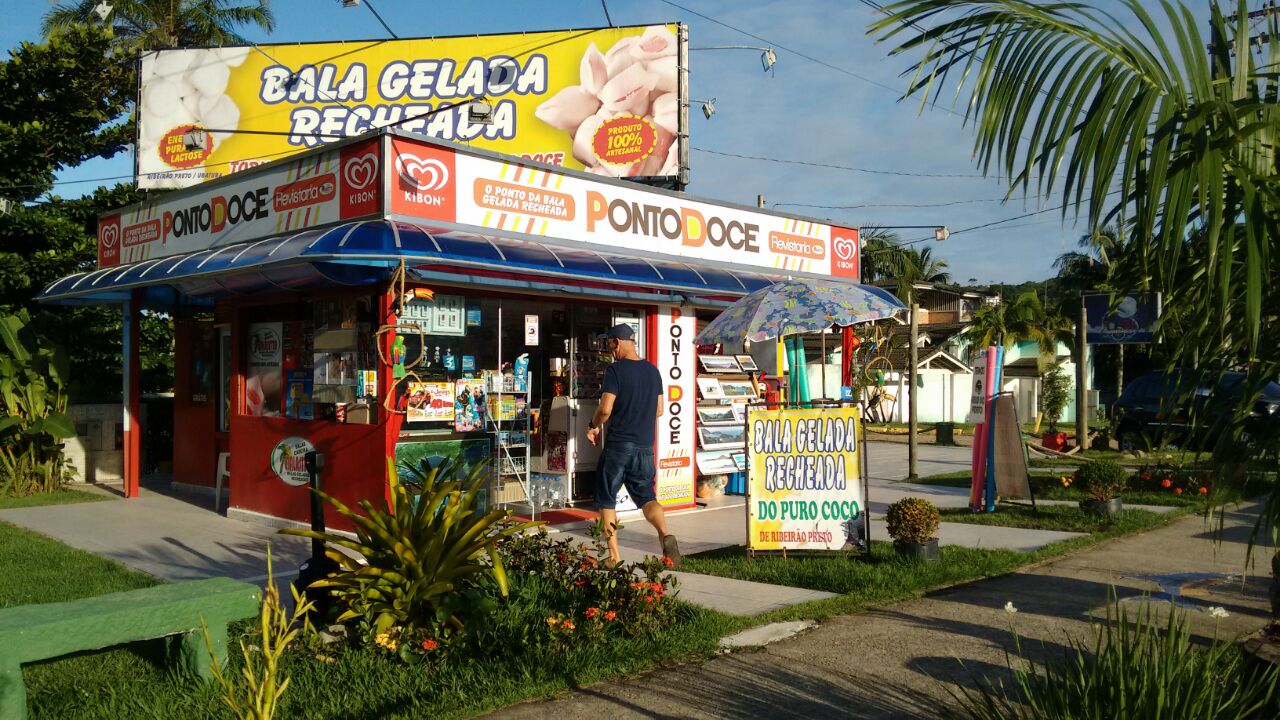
top-left (694, 280), bottom-right (906, 345)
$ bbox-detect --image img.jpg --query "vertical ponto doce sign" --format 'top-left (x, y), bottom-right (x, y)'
top-left (135, 24), bottom-right (685, 189)
top-left (747, 407), bottom-right (864, 551)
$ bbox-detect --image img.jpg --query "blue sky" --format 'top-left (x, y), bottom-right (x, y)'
top-left (4, 0), bottom-right (1211, 284)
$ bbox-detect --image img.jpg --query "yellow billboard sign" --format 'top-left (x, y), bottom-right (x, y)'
top-left (136, 24), bottom-right (685, 189)
top-left (747, 406), bottom-right (865, 551)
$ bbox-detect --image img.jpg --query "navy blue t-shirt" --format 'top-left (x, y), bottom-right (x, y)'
top-left (601, 358), bottom-right (661, 447)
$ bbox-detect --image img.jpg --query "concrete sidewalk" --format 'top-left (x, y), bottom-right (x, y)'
top-left (489, 504), bottom-right (1277, 720)
top-left (0, 441), bottom-right (1089, 616)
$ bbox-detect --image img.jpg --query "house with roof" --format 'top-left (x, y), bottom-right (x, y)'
top-left (802, 282), bottom-right (1086, 426)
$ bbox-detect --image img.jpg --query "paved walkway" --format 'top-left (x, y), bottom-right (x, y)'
top-left (489, 503), bottom-right (1277, 719)
top-left (0, 442), bottom-right (1097, 616)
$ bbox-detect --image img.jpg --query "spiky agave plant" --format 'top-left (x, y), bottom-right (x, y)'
top-left (282, 457), bottom-right (539, 638)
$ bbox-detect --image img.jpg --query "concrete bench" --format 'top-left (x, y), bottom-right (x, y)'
top-left (0, 577), bottom-right (260, 720)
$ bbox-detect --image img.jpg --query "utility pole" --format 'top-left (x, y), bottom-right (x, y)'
top-left (1076, 297), bottom-right (1089, 450)
top-left (908, 301), bottom-right (919, 479)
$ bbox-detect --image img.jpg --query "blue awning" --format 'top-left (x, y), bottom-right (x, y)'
top-left (39, 220), bottom-right (784, 308)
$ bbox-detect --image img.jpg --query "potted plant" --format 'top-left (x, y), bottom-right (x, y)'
top-left (1039, 364), bottom-right (1071, 451)
top-left (1075, 459), bottom-right (1129, 515)
top-left (886, 497), bottom-right (940, 561)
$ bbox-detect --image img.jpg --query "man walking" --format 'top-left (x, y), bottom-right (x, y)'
top-left (586, 324), bottom-right (681, 568)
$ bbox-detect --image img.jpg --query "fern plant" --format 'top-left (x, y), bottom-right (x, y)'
top-left (282, 457), bottom-right (538, 640)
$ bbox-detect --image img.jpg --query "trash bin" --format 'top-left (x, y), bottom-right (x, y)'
top-left (935, 422), bottom-right (956, 446)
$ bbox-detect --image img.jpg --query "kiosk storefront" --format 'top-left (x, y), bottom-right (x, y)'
top-left (40, 128), bottom-right (862, 529)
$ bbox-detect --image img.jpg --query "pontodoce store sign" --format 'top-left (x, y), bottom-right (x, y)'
top-left (97, 130), bottom-right (861, 282)
top-left (387, 134), bottom-right (861, 282)
top-left (98, 138), bottom-right (381, 266)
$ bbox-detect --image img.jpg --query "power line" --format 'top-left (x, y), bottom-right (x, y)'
top-left (692, 147), bottom-right (988, 178)
top-left (656, 0), bottom-right (976, 124)
top-left (772, 197), bottom-right (1016, 211)
top-left (601, 0), bottom-right (614, 27)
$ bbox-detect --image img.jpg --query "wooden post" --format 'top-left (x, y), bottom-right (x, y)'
top-left (908, 302), bottom-right (919, 480)
top-left (1076, 298), bottom-right (1089, 450)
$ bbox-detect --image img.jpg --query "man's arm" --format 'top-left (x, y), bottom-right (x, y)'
top-left (587, 392), bottom-right (616, 447)
top-left (655, 394), bottom-right (664, 417)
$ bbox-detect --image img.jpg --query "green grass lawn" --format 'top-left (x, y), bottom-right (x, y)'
top-left (904, 470), bottom-right (1200, 507)
top-left (1, 520), bottom-right (743, 720)
top-left (938, 503), bottom-right (1183, 533)
top-left (0, 489), bottom-right (111, 510)
top-left (681, 541), bottom-right (1027, 600)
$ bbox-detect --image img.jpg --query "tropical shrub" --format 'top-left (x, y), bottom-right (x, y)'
top-left (0, 311), bottom-right (76, 497)
top-left (1039, 365), bottom-right (1071, 433)
top-left (280, 457), bottom-right (536, 652)
top-left (494, 526), bottom-right (678, 641)
top-left (1074, 460), bottom-right (1129, 501)
top-left (886, 497), bottom-right (939, 544)
top-left (951, 599), bottom-right (1279, 719)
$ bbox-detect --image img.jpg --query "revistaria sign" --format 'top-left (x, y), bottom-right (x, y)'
top-left (135, 24), bottom-right (686, 189)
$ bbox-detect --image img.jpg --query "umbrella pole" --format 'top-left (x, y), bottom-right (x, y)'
top-left (821, 331), bottom-right (827, 400)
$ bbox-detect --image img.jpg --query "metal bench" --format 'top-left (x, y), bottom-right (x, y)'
top-left (0, 577), bottom-right (260, 720)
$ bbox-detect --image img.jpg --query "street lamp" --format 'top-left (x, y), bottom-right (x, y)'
top-left (863, 225), bottom-right (950, 242)
top-left (690, 45), bottom-right (778, 74)
top-left (691, 98), bottom-right (717, 119)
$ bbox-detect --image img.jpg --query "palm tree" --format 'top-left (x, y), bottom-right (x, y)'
top-left (871, 1), bottom-right (1278, 381)
top-left (860, 227), bottom-right (951, 303)
top-left (43, 0), bottom-right (275, 49)
top-left (962, 291), bottom-right (1071, 361)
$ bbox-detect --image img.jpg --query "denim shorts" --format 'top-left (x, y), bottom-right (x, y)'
top-left (594, 442), bottom-right (657, 510)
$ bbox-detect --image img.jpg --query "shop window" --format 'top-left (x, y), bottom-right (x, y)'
top-left (399, 294), bottom-right (501, 431)
top-left (242, 296), bottom-right (379, 424)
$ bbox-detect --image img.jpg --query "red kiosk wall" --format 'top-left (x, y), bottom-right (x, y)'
top-left (172, 320), bottom-right (217, 487)
top-left (225, 290), bottom-right (398, 531)
top-left (228, 416), bottom-right (387, 530)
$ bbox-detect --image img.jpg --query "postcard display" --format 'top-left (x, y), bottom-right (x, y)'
top-left (695, 354), bottom-right (758, 490)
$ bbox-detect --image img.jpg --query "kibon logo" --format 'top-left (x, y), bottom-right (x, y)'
top-left (830, 226), bottom-right (860, 281)
top-left (100, 224), bottom-right (119, 249)
top-left (833, 237), bottom-right (856, 261)
top-left (343, 152), bottom-right (378, 190)
top-left (396, 153), bottom-right (450, 191)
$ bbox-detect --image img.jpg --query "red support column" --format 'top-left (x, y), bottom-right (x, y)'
top-left (122, 289), bottom-right (143, 498)
top-left (379, 287), bottom-right (400, 507)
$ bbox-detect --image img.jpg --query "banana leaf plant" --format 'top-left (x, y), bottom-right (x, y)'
top-left (0, 311), bottom-right (76, 497)
top-left (281, 456), bottom-right (539, 638)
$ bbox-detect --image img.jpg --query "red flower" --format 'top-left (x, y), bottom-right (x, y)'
top-left (1141, 471), bottom-right (1151, 481)
top-left (604, 610), bottom-right (617, 621)
top-left (644, 595), bottom-right (655, 603)
top-left (1174, 487), bottom-right (1184, 495)
top-left (584, 607), bottom-right (599, 619)
top-left (1160, 478), bottom-right (1172, 489)
top-left (420, 638), bottom-right (438, 652)
top-left (661, 556), bottom-right (675, 568)
top-left (1199, 486), bottom-right (1209, 495)
top-left (574, 579), bottom-right (587, 587)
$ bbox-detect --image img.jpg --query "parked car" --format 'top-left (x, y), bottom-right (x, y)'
top-left (1111, 370), bottom-right (1280, 450)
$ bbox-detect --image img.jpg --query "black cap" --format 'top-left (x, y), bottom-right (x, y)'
top-left (600, 323), bottom-right (635, 341)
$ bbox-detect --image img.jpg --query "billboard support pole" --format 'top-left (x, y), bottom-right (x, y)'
top-left (677, 23), bottom-right (690, 191)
